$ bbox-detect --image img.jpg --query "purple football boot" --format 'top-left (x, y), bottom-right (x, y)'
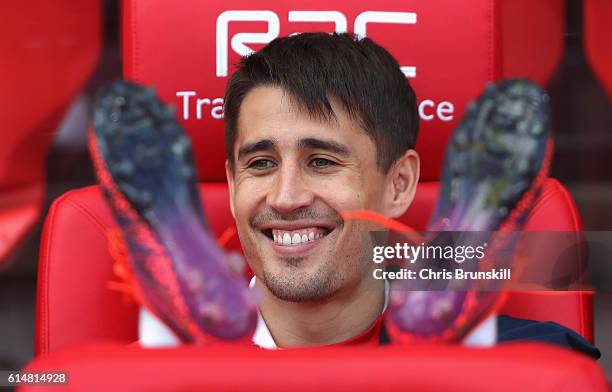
top-left (385, 79), bottom-right (552, 343)
top-left (89, 81), bottom-right (257, 344)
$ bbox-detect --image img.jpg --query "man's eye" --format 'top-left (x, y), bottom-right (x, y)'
top-left (310, 158), bottom-right (335, 168)
top-left (248, 159), bottom-right (275, 170)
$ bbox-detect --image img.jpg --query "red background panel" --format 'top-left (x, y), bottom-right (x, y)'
top-left (0, 0), bottom-right (101, 262)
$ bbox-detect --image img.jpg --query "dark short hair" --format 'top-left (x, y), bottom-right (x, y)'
top-left (223, 32), bottom-right (419, 172)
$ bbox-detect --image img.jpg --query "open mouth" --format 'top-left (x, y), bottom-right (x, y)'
top-left (261, 227), bottom-right (332, 246)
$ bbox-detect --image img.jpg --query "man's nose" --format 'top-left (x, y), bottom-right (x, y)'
top-left (267, 162), bottom-right (314, 213)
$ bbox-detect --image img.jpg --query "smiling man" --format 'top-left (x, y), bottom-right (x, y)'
top-left (134, 33), bottom-right (599, 357)
top-left (222, 32), bottom-right (419, 347)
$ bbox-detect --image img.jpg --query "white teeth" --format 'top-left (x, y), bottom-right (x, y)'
top-left (282, 233), bottom-right (292, 245)
top-left (271, 229), bottom-right (328, 246)
top-left (291, 233), bottom-right (301, 244)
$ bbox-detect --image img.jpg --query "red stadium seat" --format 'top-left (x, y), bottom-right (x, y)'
top-left (21, 343), bottom-right (609, 392)
top-left (36, 0), bottom-right (594, 361)
top-left (0, 0), bottom-right (101, 264)
top-left (584, 0), bottom-right (612, 99)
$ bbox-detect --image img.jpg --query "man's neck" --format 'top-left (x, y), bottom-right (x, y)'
top-left (255, 279), bottom-right (385, 347)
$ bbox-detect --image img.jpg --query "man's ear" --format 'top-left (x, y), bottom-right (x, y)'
top-left (383, 149), bottom-right (420, 218)
top-left (225, 160), bottom-right (236, 220)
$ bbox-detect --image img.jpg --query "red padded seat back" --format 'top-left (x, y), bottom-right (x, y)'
top-left (122, 0), bottom-right (563, 182)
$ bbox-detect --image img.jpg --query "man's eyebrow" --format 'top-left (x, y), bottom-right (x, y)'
top-left (237, 139), bottom-right (277, 160)
top-left (298, 137), bottom-right (350, 157)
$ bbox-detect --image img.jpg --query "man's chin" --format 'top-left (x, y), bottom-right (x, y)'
top-left (261, 253), bottom-right (323, 278)
top-left (257, 235), bottom-right (332, 271)
top-left (277, 255), bottom-right (308, 268)
top-left (261, 265), bottom-right (338, 303)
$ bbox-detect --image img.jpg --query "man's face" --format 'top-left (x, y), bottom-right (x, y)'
top-left (227, 86), bottom-right (389, 302)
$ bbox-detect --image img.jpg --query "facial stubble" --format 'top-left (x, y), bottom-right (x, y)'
top-left (262, 255), bottom-right (344, 303)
